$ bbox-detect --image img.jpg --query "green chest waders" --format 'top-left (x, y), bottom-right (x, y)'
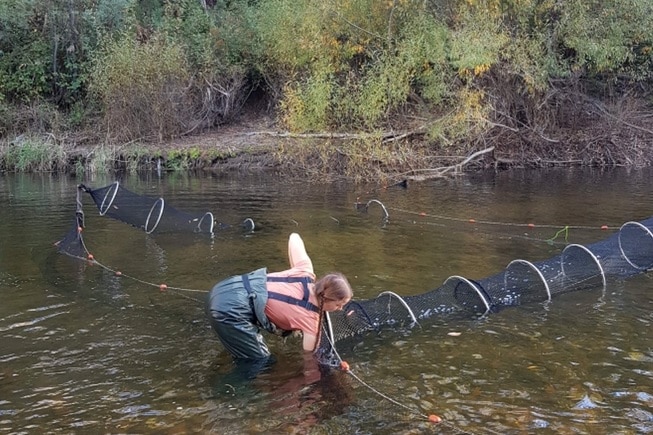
top-left (208, 268), bottom-right (274, 360)
top-left (208, 268), bottom-right (319, 360)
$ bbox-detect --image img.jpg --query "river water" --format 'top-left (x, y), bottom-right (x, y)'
top-left (1, 168), bottom-right (652, 434)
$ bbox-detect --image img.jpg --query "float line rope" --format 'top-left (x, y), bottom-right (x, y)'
top-left (63, 229), bottom-right (209, 302)
top-left (317, 323), bottom-right (477, 431)
top-left (386, 206), bottom-right (614, 231)
top-left (413, 217), bottom-right (572, 246)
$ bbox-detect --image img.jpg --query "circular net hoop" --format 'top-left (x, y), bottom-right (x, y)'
top-left (197, 212), bottom-right (215, 234)
top-left (618, 221), bottom-right (653, 270)
top-left (561, 244), bottom-right (606, 292)
top-left (145, 198), bottom-right (165, 234)
top-left (441, 275), bottom-right (491, 317)
top-left (377, 291), bottom-right (419, 327)
top-left (502, 259), bottom-right (551, 305)
top-left (99, 181), bottom-right (119, 216)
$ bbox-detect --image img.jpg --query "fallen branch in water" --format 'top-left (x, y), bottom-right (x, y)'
top-left (396, 146), bottom-right (496, 181)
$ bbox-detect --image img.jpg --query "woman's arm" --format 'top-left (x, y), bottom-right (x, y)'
top-left (302, 331), bottom-right (318, 352)
top-left (302, 349), bottom-right (321, 384)
top-left (287, 233), bottom-right (314, 272)
top-left (289, 233), bottom-right (317, 351)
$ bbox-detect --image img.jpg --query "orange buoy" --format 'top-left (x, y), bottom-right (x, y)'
top-left (115, 271), bottom-right (122, 277)
top-left (601, 225), bottom-right (609, 230)
top-left (87, 254), bottom-right (94, 261)
top-left (159, 284), bottom-right (168, 291)
top-left (77, 226), bottom-right (83, 233)
top-left (428, 414), bottom-right (442, 423)
top-left (527, 223), bottom-right (535, 228)
top-left (419, 212), bottom-right (426, 217)
top-left (340, 361), bottom-right (350, 371)
top-left (469, 218), bottom-right (476, 223)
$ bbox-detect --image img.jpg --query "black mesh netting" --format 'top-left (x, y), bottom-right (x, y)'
top-left (80, 182), bottom-right (218, 234)
top-left (315, 216), bottom-right (653, 366)
top-left (56, 182), bottom-right (254, 261)
top-left (54, 184), bottom-right (653, 367)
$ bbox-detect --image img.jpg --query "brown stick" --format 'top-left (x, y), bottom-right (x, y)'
top-left (396, 146), bottom-right (496, 181)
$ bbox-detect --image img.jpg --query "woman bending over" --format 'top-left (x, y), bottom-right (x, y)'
top-left (207, 233), bottom-right (353, 365)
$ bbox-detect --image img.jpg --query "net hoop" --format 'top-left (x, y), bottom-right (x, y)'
top-left (197, 212), bottom-right (215, 234)
top-left (443, 275), bottom-right (490, 316)
top-left (618, 221), bottom-right (653, 270)
top-left (378, 291), bottom-right (419, 327)
top-left (505, 259), bottom-right (551, 303)
top-left (366, 199), bottom-right (389, 220)
top-left (242, 218), bottom-right (256, 232)
top-left (99, 181), bottom-right (119, 216)
top-left (561, 244), bottom-right (606, 289)
top-left (145, 198), bottom-right (165, 234)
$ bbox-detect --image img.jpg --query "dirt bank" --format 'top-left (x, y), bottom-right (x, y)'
top-left (132, 106), bottom-right (653, 182)
top-left (4, 98), bottom-right (653, 182)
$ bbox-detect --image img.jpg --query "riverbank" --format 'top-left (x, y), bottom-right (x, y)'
top-left (1, 103), bottom-right (652, 183)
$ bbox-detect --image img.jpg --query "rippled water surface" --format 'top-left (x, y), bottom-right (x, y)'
top-left (1, 168), bottom-right (652, 434)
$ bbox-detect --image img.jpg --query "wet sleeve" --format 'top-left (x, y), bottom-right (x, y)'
top-left (287, 233), bottom-right (314, 273)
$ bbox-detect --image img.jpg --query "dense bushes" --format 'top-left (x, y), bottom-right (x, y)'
top-left (0, 0), bottom-right (651, 173)
top-left (90, 35), bottom-right (191, 142)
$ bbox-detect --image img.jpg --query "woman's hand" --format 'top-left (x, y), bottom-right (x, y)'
top-left (287, 233), bottom-right (313, 272)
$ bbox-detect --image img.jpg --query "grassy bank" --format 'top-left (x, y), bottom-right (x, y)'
top-left (0, 132), bottom-right (268, 175)
top-left (2, 100), bottom-right (652, 183)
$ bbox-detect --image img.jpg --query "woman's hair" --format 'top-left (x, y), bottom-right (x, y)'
top-left (314, 272), bottom-right (353, 303)
top-left (312, 272), bottom-right (353, 352)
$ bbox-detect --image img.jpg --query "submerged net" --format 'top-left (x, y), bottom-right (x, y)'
top-left (316, 216), bottom-right (653, 366)
top-left (80, 182), bottom-right (219, 234)
top-left (56, 182), bottom-right (255, 261)
top-left (54, 184), bottom-right (653, 368)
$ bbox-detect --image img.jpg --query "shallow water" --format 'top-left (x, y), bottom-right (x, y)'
top-left (1, 168), bottom-right (652, 434)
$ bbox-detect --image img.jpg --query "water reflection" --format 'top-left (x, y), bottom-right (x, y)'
top-left (205, 360), bottom-right (355, 433)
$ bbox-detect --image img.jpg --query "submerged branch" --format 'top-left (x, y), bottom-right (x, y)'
top-left (398, 146), bottom-right (496, 181)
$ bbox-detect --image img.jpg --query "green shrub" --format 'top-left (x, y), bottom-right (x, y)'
top-left (280, 71), bottom-right (333, 132)
top-left (161, 0), bottom-right (255, 126)
top-left (166, 147), bottom-right (202, 170)
top-left (2, 136), bottom-right (65, 172)
top-left (448, 6), bottom-right (509, 78)
top-left (89, 34), bottom-right (191, 142)
top-left (0, 100), bottom-right (12, 138)
top-left (0, 1), bottom-right (50, 103)
top-left (354, 14), bottom-right (450, 126)
top-left (257, 0), bottom-right (455, 131)
top-left (560, 0), bottom-right (653, 79)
